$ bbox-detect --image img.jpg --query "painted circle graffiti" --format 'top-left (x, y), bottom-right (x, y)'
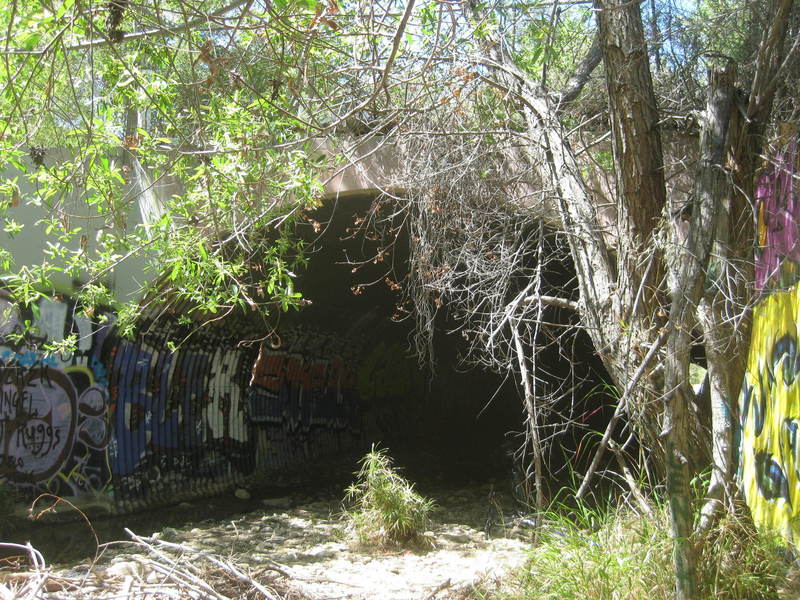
top-left (0, 368), bottom-right (77, 483)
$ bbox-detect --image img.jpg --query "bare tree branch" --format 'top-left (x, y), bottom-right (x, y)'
top-left (556, 32), bottom-right (602, 105)
top-left (0, 0), bottom-right (254, 55)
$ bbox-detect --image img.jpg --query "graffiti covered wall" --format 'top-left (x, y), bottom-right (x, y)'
top-left (739, 288), bottom-right (800, 538)
top-left (104, 318), bottom-right (257, 510)
top-left (0, 296), bottom-right (113, 499)
top-left (0, 297), bottom-right (362, 511)
top-left (739, 137), bottom-right (800, 541)
top-left (248, 327), bottom-right (361, 472)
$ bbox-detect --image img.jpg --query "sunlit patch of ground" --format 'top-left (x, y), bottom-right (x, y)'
top-left (2, 481), bottom-right (532, 599)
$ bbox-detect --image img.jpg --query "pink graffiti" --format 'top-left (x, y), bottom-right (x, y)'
top-left (755, 139), bottom-right (800, 293)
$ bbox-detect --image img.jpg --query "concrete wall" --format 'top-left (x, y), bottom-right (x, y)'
top-left (0, 147), bottom-right (369, 511)
top-left (0, 148), bottom-right (162, 302)
top-left (0, 294), bottom-right (363, 512)
top-left (0, 162), bottom-right (519, 512)
top-left (0, 139), bottom-right (559, 512)
top-left (0, 141), bottom-right (406, 514)
top-left (0, 138), bottom-right (404, 304)
top-left (0, 290), bottom-right (517, 513)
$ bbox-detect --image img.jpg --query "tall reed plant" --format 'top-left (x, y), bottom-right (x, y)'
top-left (343, 445), bottom-right (435, 547)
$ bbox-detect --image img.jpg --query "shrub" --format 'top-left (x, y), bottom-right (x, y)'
top-left (343, 445), bottom-right (435, 547)
top-left (488, 500), bottom-right (794, 600)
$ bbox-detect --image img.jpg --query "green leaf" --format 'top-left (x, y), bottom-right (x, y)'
top-left (20, 32), bottom-right (42, 51)
top-left (56, 0), bottom-right (76, 20)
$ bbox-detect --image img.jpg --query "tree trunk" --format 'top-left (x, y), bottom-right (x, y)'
top-left (697, 0), bottom-right (793, 533)
top-left (594, 0), bottom-right (666, 241)
top-left (470, 0), bottom-right (671, 488)
top-left (663, 63), bottom-right (736, 600)
top-left (696, 294), bottom-right (745, 531)
top-left (593, 0), bottom-right (671, 476)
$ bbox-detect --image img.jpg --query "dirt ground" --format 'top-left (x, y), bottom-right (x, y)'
top-left (1, 453), bottom-right (536, 599)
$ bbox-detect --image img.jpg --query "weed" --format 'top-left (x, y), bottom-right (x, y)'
top-left (343, 445), bottom-right (435, 547)
top-left (697, 513), bottom-right (794, 599)
top-left (474, 498), bottom-right (793, 600)
top-left (518, 502), bottom-right (673, 600)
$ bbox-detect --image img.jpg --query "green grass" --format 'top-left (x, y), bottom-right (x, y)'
top-left (518, 501), bottom-right (673, 600)
top-left (462, 500), bottom-right (795, 600)
top-left (697, 513), bottom-right (795, 599)
top-left (343, 445), bottom-right (435, 547)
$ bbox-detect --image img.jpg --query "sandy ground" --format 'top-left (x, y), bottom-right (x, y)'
top-left (3, 479), bottom-right (535, 599)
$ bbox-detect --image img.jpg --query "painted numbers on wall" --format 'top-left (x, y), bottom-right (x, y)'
top-left (0, 297), bottom-right (112, 497)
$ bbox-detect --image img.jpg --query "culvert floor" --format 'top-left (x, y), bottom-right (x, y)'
top-left (2, 448), bottom-right (537, 599)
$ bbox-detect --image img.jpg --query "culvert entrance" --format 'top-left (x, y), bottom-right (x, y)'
top-left (284, 194), bottom-right (614, 494)
top-left (0, 195), bottom-right (614, 566)
top-left (263, 193), bottom-right (527, 489)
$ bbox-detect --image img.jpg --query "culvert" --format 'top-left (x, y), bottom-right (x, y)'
top-left (284, 194), bottom-right (614, 489)
top-left (0, 194), bottom-right (613, 562)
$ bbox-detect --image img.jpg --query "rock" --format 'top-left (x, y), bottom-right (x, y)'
top-left (262, 496), bottom-right (291, 509)
top-left (105, 560), bottom-right (144, 580)
top-left (294, 548), bottom-right (338, 562)
top-left (440, 532), bottom-right (475, 544)
top-left (235, 488), bottom-right (251, 500)
top-left (145, 570), bottom-right (160, 584)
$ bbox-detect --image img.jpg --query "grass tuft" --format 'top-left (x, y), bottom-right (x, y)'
top-left (343, 444), bottom-right (435, 547)
top-left (697, 512), bottom-right (794, 599)
top-left (464, 499), bottom-right (794, 600)
top-left (519, 502), bottom-right (673, 600)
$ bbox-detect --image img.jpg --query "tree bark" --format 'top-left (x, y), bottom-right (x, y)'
top-left (696, 0), bottom-right (794, 533)
top-left (594, 0), bottom-right (666, 243)
top-left (663, 63), bottom-right (736, 600)
top-left (593, 0), bottom-right (672, 474)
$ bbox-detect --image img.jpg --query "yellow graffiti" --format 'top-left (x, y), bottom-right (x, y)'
top-left (64, 365), bottom-right (95, 385)
top-left (740, 285), bottom-right (800, 541)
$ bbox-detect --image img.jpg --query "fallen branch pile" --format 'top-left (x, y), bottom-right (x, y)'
top-left (0, 531), bottom-right (314, 600)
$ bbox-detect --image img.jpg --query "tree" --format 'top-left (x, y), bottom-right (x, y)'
top-left (2, 2), bottom-right (799, 597)
top-left (311, 1), bottom-right (797, 598)
top-left (0, 0), bottom-right (339, 342)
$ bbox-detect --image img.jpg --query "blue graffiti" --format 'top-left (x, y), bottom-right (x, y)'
top-left (89, 355), bottom-right (108, 387)
top-left (1, 350), bottom-right (58, 368)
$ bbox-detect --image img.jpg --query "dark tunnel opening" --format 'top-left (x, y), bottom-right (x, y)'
top-left (288, 194), bottom-right (617, 492)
